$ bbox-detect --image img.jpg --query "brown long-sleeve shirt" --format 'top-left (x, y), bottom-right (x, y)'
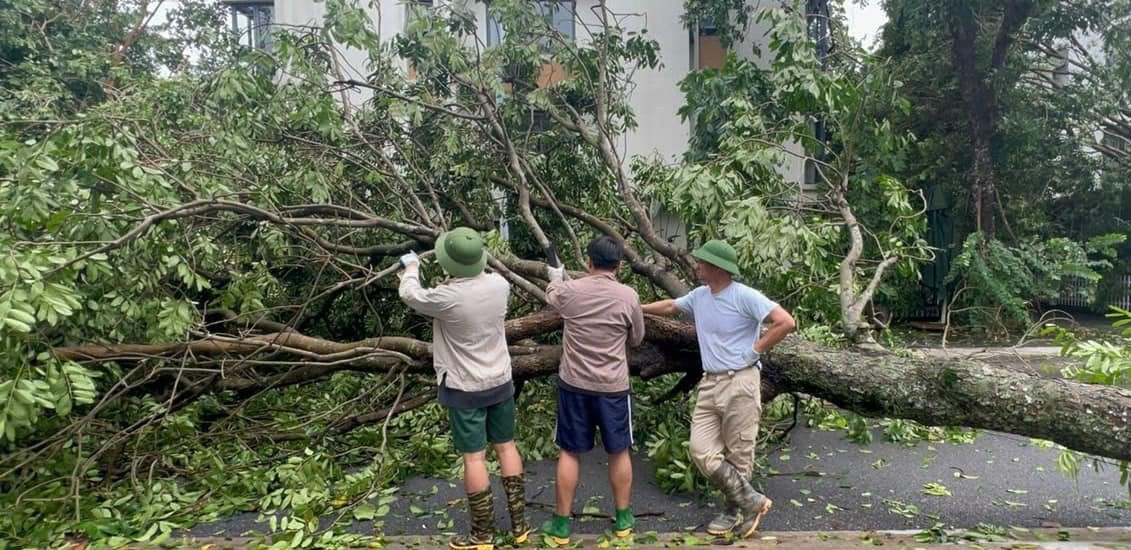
top-left (546, 272), bottom-right (645, 394)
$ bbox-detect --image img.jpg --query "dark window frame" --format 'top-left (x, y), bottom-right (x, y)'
top-left (486, 1), bottom-right (576, 47)
top-left (226, 1), bottom-right (274, 50)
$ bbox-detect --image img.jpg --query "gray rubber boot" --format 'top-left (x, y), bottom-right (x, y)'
top-left (708, 461), bottom-right (772, 539)
top-left (705, 500), bottom-right (741, 535)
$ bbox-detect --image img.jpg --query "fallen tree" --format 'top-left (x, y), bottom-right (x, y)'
top-left (52, 311), bottom-right (1131, 461)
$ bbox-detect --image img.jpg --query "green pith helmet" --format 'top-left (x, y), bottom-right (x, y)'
top-left (691, 239), bottom-right (741, 276)
top-left (434, 227), bottom-right (487, 278)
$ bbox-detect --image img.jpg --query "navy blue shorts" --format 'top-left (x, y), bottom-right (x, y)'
top-left (555, 386), bottom-right (633, 454)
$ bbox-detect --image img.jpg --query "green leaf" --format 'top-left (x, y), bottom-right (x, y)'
top-left (35, 156), bottom-right (59, 172)
top-left (4, 317), bottom-right (33, 333)
top-left (352, 503), bottom-right (377, 520)
top-left (56, 394), bottom-right (72, 416)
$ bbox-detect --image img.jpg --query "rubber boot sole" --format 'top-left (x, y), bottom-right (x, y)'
top-left (448, 541), bottom-right (493, 550)
top-left (546, 535), bottom-right (570, 546)
top-left (737, 498), bottom-right (773, 539)
top-left (706, 514), bottom-right (741, 537)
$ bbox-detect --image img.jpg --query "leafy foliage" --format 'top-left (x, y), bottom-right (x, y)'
top-left (646, 7), bottom-right (929, 337)
top-left (1, 0), bottom-right (1128, 545)
top-left (945, 232), bottom-right (1124, 329)
top-left (1040, 308), bottom-right (1131, 497)
top-left (682, 0), bottom-right (754, 50)
top-left (0, 0), bottom-right (717, 544)
top-left (877, 0), bottom-right (1131, 321)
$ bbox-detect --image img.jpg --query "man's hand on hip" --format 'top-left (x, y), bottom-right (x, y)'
top-left (742, 347), bottom-right (761, 368)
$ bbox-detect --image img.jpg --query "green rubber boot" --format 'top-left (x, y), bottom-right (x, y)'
top-left (540, 513), bottom-right (570, 546)
top-left (614, 507), bottom-right (636, 538)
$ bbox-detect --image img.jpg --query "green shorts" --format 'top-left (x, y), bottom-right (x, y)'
top-left (447, 397), bottom-right (516, 453)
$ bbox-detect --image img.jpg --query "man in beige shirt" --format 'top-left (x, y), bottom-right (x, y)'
top-left (399, 227), bottom-right (529, 550)
top-left (540, 236), bottom-right (645, 545)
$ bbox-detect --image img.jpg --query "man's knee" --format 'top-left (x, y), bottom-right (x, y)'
top-left (608, 448), bottom-right (632, 467)
top-left (691, 441), bottom-right (723, 477)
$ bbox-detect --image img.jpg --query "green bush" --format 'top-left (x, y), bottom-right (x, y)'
top-left (945, 232), bottom-right (1124, 331)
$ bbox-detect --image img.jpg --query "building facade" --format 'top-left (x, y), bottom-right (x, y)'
top-left (227, 0), bottom-right (814, 186)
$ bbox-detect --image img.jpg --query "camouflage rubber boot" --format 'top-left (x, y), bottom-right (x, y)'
top-left (705, 500), bottom-right (741, 536)
top-left (708, 461), bottom-right (772, 539)
top-left (733, 491), bottom-right (773, 539)
top-left (501, 474), bottom-right (531, 544)
top-left (449, 488), bottom-right (495, 550)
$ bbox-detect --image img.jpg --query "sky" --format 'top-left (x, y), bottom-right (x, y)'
top-left (843, 0), bottom-right (889, 51)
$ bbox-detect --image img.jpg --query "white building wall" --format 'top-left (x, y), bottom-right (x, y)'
top-left (734, 3), bottom-right (808, 188)
top-left (575, 1), bottom-right (693, 165)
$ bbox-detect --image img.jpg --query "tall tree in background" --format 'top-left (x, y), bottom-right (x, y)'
top-left (881, 0), bottom-right (1038, 240)
top-left (879, 0), bottom-right (1130, 238)
top-left (876, 0), bottom-right (1129, 324)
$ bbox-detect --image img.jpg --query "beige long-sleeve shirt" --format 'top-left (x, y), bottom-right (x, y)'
top-left (399, 269), bottom-right (512, 393)
top-left (546, 272), bottom-right (645, 394)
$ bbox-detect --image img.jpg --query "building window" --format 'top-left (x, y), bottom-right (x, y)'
top-left (487, 1), bottom-right (575, 47)
top-left (406, 0), bottom-right (434, 30)
top-left (223, 1), bottom-right (273, 51)
top-left (486, 14), bottom-right (504, 47)
top-left (542, 1), bottom-right (575, 41)
top-left (695, 15), bottom-right (724, 69)
top-left (698, 16), bottom-right (718, 37)
top-left (805, 0), bottom-right (832, 69)
top-left (530, 109), bottom-right (552, 133)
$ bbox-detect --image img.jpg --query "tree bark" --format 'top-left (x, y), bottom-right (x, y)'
top-left (766, 337), bottom-right (1131, 462)
top-left (950, 6), bottom-right (998, 239)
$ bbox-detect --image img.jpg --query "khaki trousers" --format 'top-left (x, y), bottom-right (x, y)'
top-left (690, 367), bottom-right (762, 479)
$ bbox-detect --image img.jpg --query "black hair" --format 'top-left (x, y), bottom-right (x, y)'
top-left (587, 236), bottom-right (623, 271)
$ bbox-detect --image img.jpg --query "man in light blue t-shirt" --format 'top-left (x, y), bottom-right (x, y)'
top-left (643, 239), bottom-right (795, 539)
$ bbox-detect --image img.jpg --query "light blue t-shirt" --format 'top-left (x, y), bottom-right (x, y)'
top-left (674, 282), bottom-right (779, 374)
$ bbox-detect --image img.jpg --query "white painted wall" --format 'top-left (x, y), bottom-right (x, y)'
top-left (578, 0), bottom-right (693, 165)
top-left (733, 2), bottom-right (808, 188)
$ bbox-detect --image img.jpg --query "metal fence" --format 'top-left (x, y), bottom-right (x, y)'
top-left (1051, 274), bottom-right (1131, 311)
top-left (1115, 274), bottom-right (1131, 311)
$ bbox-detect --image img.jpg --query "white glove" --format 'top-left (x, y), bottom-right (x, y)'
top-left (399, 251), bottom-right (419, 268)
top-left (547, 264), bottom-right (565, 281)
top-left (742, 346), bottom-right (762, 368)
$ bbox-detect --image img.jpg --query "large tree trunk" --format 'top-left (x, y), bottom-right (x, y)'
top-left (766, 338), bottom-right (1131, 462)
top-left (55, 314), bottom-right (1131, 462)
top-left (951, 6), bottom-right (999, 239)
top-left (948, 0), bottom-right (1034, 240)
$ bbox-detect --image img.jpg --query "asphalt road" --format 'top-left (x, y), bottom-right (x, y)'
top-left (185, 425), bottom-right (1131, 540)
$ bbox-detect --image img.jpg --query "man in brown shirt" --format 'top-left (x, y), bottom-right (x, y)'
top-left (540, 236), bottom-right (645, 545)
